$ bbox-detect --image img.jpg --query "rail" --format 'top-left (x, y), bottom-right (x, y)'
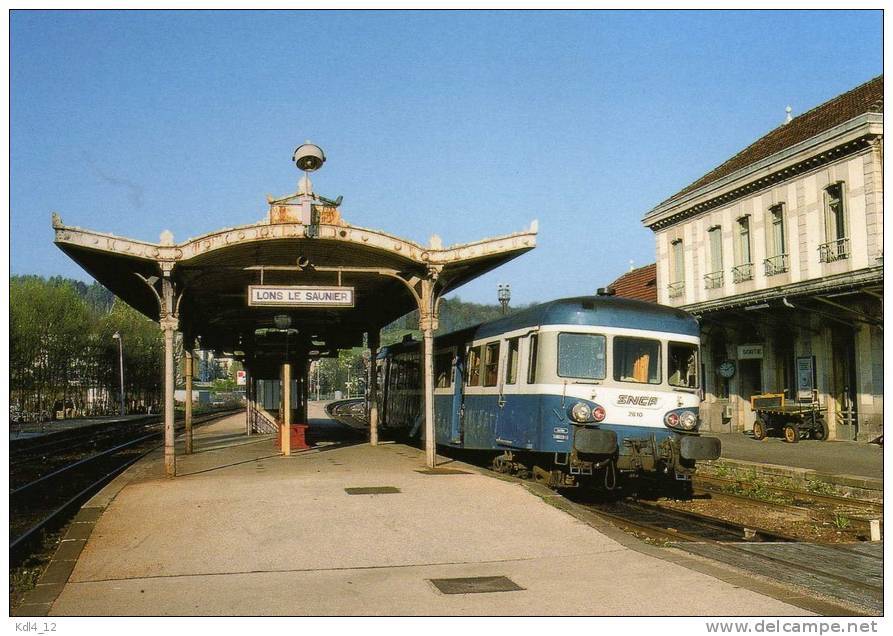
top-left (818, 237), bottom-right (850, 263)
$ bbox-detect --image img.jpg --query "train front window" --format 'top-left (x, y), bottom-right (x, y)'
top-left (557, 333), bottom-right (606, 379)
top-left (614, 337), bottom-right (661, 384)
top-left (669, 342), bottom-right (699, 388)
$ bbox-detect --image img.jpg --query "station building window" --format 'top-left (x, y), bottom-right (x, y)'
top-left (764, 204), bottom-right (788, 275)
top-left (705, 225), bottom-right (724, 288)
top-left (820, 182), bottom-right (849, 262)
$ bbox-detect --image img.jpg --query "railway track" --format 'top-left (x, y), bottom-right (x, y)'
top-left (583, 498), bottom-right (883, 615)
top-left (9, 409), bottom-right (239, 566)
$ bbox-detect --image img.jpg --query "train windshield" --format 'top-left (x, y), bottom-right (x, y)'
top-left (557, 333), bottom-right (606, 379)
top-left (668, 342), bottom-right (699, 388)
top-left (614, 337), bottom-right (661, 384)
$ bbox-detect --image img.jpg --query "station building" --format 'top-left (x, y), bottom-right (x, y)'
top-left (641, 76), bottom-right (883, 442)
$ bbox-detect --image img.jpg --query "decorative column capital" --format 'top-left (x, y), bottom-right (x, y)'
top-left (160, 315), bottom-right (179, 332)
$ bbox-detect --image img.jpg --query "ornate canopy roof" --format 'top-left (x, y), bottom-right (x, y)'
top-left (53, 191), bottom-right (537, 365)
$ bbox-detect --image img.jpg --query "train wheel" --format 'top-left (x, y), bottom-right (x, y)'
top-left (783, 423), bottom-right (799, 444)
top-left (752, 418), bottom-right (767, 440)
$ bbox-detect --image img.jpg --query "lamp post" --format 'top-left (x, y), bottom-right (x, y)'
top-left (111, 332), bottom-right (125, 416)
top-left (498, 284), bottom-right (511, 315)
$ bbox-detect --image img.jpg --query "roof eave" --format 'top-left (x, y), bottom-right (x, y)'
top-left (641, 112), bottom-right (882, 228)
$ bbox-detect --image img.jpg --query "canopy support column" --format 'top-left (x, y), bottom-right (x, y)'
top-left (281, 362), bottom-right (292, 456)
top-left (368, 330), bottom-right (380, 446)
top-left (245, 366), bottom-right (252, 436)
top-left (159, 274), bottom-right (179, 477)
top-left (184, 348), bottom-right (194, 454)
top-left (418, 272), bottom-right (442, 469)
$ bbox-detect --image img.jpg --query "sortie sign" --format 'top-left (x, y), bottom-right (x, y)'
top-left (248, 285), bottom-right (355, 308)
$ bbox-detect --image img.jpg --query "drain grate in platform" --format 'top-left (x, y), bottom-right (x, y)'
top-left (429, 576), bottom-right (524, 595)
top-left (415, 468), bottom-right (471, 475)
top-left (344, 486), bottom-right (401, 495)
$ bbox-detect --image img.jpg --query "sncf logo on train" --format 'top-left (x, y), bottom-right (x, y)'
top-left (248, 285), bottom-right (355, 308)
top-left (616, 395), bottom-right (659, 407)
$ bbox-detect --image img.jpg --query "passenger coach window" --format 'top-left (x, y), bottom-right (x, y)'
top-left (668, 342), bottom-right (699, 388)
top-left (483, 342), bottom-right (500, 387)
top-left (557, 333), bottom-right (606, 379)
top-left (614, 337), bottom-right (661, 384)
top-left (527, 334), bottom-right (538, 384)
top-left (434, 352), bottom-right (452, 389)
top-left (505, 338), bottom-right (520, 384)
top-left (466, 346), bottom-right (482, 386)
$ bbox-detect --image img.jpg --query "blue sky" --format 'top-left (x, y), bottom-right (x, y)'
top-left (10, 10), bottom-right (882, 305)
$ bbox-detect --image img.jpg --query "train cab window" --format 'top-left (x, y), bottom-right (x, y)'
top-left (466, 346), bottom-right (482, 386)
top-left (483, 342), bottom-right (500, 387)
top-left (614, 337), bottom-right (661, 384)
top-left (527, 334), bottom-right (538, 384)
top-left (557, 333), bottom-right (606, 379)
top-left (668, 342), bottom-right (699, 388)
top-left (434, 351), bottom-right (453, 389)
top-left (505, 338), bottom-right (520, 384)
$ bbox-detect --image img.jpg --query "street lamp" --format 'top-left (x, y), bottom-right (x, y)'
top-left (111, 332), bottom-right (125, 416)
top-left (498, 284), bottom-right (511, 315)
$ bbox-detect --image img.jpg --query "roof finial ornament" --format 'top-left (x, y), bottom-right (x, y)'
top-left (784, 105), bottom-right (793, 124)
top-left (629, 259), bottom-right (635, 272)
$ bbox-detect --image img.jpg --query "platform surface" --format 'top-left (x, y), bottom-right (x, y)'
top-left (49, 409), bottom-right (810, 616)
top-left (712, 432), bottom-right (883, 481)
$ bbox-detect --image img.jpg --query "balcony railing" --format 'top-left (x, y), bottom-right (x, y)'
top-left (764, 254), bottom-right (789, 276)
top-left (704, 271), bottom-right (724, 289)
top-left (819, 238), bottom-right (850, 263)
top-left (731, 263), bottom-right (754, 283)
top-left (667, 281), bottom-right (685, 298)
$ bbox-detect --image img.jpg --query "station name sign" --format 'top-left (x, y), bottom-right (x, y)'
top-left (248, 285), bottom-right (355, 308)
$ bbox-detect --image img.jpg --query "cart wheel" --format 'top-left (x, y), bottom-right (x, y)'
top-left (752, 418), bottom-right (767, 441)
top-left (783, 423), bottom-right (799, 444)
top-left (812, 417), bottom-right (829, 441)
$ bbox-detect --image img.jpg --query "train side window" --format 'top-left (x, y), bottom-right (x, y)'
top-left (505, 338), bottom-right (520, 384)
top-left (434, 351), bottom-right (452, 388)
top-left (466, 346), bottom-right (482, 386)
top-left (614, 336), bottom-right (661, 384)
top-left (668, 342), bottom-right (699, 388)
top-left (483, 342), bottom-right (500, 387)
top-left (526, 334), bottom-right (538, 384)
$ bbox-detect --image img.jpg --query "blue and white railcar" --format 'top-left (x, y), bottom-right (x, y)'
top-left (376, 296), bottom-right (721, 490)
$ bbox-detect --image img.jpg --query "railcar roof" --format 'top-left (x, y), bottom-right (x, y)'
top-left (472, 296), bottom-right (699, 339)
top-left (380, 297), bottom-right (700, 356)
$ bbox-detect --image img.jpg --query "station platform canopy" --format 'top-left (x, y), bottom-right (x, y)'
top-left (53, 181), bottom-right (537, 366)
top-left (53, 145), bottom-right (537, 474)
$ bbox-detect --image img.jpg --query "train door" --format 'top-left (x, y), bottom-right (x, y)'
top-left (449, 349), bottom-right (465, 444)
top-left (494, 336), bottom-right (525, 448)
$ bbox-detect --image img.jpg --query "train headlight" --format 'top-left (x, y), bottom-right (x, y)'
top-left (570, 402), bottom-right (592, 423)
top-left (592, 405), bottom-right (606, 422)
top-left (679, 411), bottom-right (698, 430)
top-left (665, 408), bottom-right (699, 431)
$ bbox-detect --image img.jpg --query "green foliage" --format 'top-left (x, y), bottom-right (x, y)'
top-left (833, 513), bottom-right (851, 530)
top-left (10, 275), bottom-right (163, 417)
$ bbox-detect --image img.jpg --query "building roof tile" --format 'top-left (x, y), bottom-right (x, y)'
top-left (658, 75), bottom-right (883, 208)
top-left (608, 263), bottom-right (657, 303)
